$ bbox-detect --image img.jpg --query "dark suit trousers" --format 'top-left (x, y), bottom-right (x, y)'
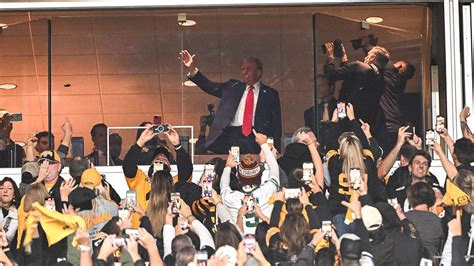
top-left (207, 126), bottom-right (261, 154)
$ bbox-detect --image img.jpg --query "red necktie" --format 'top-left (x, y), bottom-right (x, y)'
top-left (242, 86), bottom-right (254, 136)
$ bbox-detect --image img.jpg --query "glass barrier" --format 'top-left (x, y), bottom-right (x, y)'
top-left (0, 7), bottom-right (431, 167)
top-left (0, 19), bottom-right (50, 167)
top-left (313, 13), bottom-right (424, 153)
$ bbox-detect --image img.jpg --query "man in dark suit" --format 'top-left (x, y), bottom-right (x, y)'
top-left (180, 50), bottom-right (281, 154)
top-left (304, 74), bottom-right (337, 133)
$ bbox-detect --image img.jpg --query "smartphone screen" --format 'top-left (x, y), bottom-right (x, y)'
top-left (244, 234), bottom-right (256, 253)
top-left (337, 102), bottom-right (346, 118)
top-left (171, 192), bottom-right (181, 214)
top-left (125, 190), bottom-right (137, 209)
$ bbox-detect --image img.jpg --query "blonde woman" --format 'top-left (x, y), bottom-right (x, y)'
top-left (325, 103), bottom-right (387, 235)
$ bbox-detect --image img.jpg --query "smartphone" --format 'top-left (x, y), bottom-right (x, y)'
top-left (153, 115), bottom-right (162, 125)
top-left (302, 162), bottom-right (314, 183)
top-left (125, 190), bottom-right (137, 209)
top-left (125, 229), bottom-right (139, 238)
top-left (349, 168), bottom-right (361, 190)
top-left (71, 137), bottom-right (84, 158)
top-left (337, 102), bottom-right (346, 119)
top-left (388, 198), bottom-right (398, 208)
top-left (171, 192), bottom-right (181, 215)
top-left (406, 123), bottom-right (415, 140)
top-left (8, 113), bottom-right (22, 122)
top-left (153, 160), bottom-right (164, 173)
top-left (322, 221), bottom-right (332, 240)
top-left (267, 137), bottom-right (274, 149)
top-left (118, 208), bottom-right (130, 221)
top-left (196, 250), bottom-right (208, 266)
top-left (245, 195), bottom-right (254, 213)
top-left (284, 188), bottom-right (301, 199)
top-left (231, 146), bottom-right (240, 163)
top-left (113, 237), bottom-right (128, 248)
top-left (45, 197), bottom-right (56, 211)
top-left (435, 116), bottom-right (445, 133)
top-left (425, 129), bottom-right (435, 145)
top-left (244, 234), bottom-right (256, 253)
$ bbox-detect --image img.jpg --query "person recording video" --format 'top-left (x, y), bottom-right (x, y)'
top-left (324, 41), bottom-right (389, 137)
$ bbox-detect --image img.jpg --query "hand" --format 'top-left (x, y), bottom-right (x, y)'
top-left (97, 235), bottom-right (118, 260)
top-left (225, 150), bottom-right (238, 168)
top-left (359, 119), bottom-right (372, 139)
top-left (179, 50), bottom-right (197, 72)
top-left (102, 182), bottom-right (112, 201)
top-left (136, 126), bottom-right (157, 148)
top-left (116, 214), bottom-right (132, 230)
top-left (253, 129), bottom-right (267, 146)
top-left (61, 117), bottom-right (73, 135)
top-left (210, 189), bottom-right (220, 205)
top-left (164, 127), bottom-right (180, 146)
top-left (250, 242), bottom-right (268, 265)
top-left (137, 228), bottom-right (157, 251)
top-left (298, 131), bottom-right (317, 146)
top-left (60, 178), bottom-right (77, 202)
top-left (308, 180), bottom-right (322, 194)
top-left (340, 43), bottom-right (348, 62)
top-left (37, 161), bottom-right (51, 183)
top-left (428, 141), bottom-right (442, 154)
top-left (331, 108), bottom-right (339, 123)
top-left (175, 217), bottom-right (190, 235)
top-left (460, 106), bottom-right (470, 122)
top-left (438, 128), bottom-right (449, 139)
top-left (253, 203), bottom-right (264, 219)
top-left (125, 237), bottom-right (141, 262)
top-left (26, 135), bottom-right (38, 148)
top-left (238, 201), bottom-right (249, 216)
top-left (0, 228), bottom-right (7, 248)
top-left (395, 126), bottom-right (411, 147)
top-left (448, 209), bottom-right (462, 236)
top-left (346, 103), bottom-right (355, 120)
top-left (311, 230), bottom-right (325, 246)
top-left (359, 174), bottom-right (368, 196)
top-left (178, 199), bottom-right (192, 218)
top-left (407, 129), bottom-right (422, 150)
top-left (274, 189), bottom-right (285, 202)
top-left (237, 241), bottom-right (248, 265)
top-left (73, 228), bottom-right (90, 246)
top-left (341, 199), bottom-right (362, 219)
top-left (131, 204), bottom-right (145, 218)
top-left (325, 43), bottom-right (334, 58)
top-left (299, 187), bottom-right (310, 206)
top-left (62, 203), bottom-right (79, 215)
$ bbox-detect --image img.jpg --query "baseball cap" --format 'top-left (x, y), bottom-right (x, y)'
top-left (38, 150), bottom-right (61, 164)
top-left (361, 205), bottom-right (383, 231)
top-left (68, 187), bottom-right (96, 211)
top-left (80, 168), bottom-right (102, 189)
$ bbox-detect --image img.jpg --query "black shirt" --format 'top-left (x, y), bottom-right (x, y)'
top-left (379, 62), bottom-right (407, 125)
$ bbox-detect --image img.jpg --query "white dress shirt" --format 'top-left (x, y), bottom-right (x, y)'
top-left (230, 81), bottom-right (260, 127)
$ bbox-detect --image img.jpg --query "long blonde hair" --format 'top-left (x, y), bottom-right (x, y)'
top-left (23, 183), bottom-right (48, 212)
top-left (338, 132), bottom-right (367, 180)
top-left (146, 171), bottom-right (173, 237)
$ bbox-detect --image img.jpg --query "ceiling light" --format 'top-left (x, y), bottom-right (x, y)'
top-left (179, 20), bottom-right (196, 27)
top-left (0, 23), bottom-right (7, 29)
top-left (365, 16), bottom-right (384, 24)
top-left (183, 80), bottom-right (197, 87)
top-left (0, 83), bottom-right (17, 90)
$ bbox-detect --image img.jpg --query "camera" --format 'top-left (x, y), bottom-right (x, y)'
top-left (350, 34), bottom-right (378, 52)
top-left (152, 124), bottom-right (170, 134)
top-left (321, 39), bottom-right (344, 57)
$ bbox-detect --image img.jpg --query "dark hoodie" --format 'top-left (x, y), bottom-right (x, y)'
top-left (277, 143), bottom-right (312, 188)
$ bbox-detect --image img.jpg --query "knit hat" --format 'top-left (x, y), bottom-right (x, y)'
top-left (361, 205), bottom-right (383, 231)
top-left (339, 233), bottom-right (362, 260)
top-left (38, 150), bottom-right (60, 164)
top-left (81, 168), bottom-right (102, 189)
top-left (237, 154), bottom-right (264, 187)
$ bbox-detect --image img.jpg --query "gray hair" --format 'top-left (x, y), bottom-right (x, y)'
top-left (292, 127), bottom-right (312, 143)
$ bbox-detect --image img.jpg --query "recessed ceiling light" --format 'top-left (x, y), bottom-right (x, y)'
top-left (183, 80), bottom-right (197, 87)
top-left (0, 23), bottom-right (7, 29)
top-left (365, 16), bottom-right (384, 24)
top-left (179, 20), bottom-right (197, 27)
top-left (0, 83), bottom-right (17, 90)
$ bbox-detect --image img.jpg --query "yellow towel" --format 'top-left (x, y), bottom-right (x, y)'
top-left (344, 191), bottom-right (359, 225)
top-left (443, 179), bottom-right (471, 207)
